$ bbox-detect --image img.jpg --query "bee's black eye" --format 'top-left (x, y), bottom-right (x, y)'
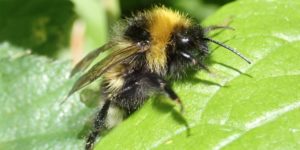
top-left (181, 37), bottom-right (189, 44)
top-left (176, 34), bottom-right (194, 50)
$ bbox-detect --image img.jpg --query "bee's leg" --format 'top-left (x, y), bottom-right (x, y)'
top-left (114, 73), bottom-right (184, 114)
top-left (85, 100), bottom-right (111, 150)
top-left (204, 18), bottom-right (234, 33)
top-left (204, 25), bottom-right (234, 33)
top-left (150, 76), bottom-right (184, 112)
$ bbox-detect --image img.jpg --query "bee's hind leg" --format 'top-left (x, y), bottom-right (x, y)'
top-left (85, 100), bottom-right (111, 150)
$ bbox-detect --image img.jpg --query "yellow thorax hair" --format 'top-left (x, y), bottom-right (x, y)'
top-left (145, 6), bottom-right (191, 74)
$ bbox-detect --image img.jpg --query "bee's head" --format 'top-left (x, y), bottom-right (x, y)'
top-left (173, 25), bottom-right (209, 55)
top-left (169, 24), bottom-right (251, 69)
top-left (168, 25), bottom-right (209, 70)
top-left (167, 24), bottom-right (251, 79)
top-left (165, 25), bottom-right (209, 78)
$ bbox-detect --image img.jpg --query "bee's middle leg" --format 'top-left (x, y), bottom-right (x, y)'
top-left (115, 73), bottom-right (184, 114)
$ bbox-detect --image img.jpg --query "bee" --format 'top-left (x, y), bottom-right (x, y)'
top-left (66, 6), bottom-right (251, 150)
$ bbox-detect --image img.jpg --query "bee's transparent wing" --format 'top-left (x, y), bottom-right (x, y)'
top-left (66, 43), bottom-right (140, 99)
top-left (70, 42), bottom-right (116, 77)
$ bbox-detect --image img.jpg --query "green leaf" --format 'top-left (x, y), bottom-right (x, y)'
top-left (95, 0), bottom-right (300, 149)
top-left (0, 43), bottom-right (90, 150)
top-left (0, 0), bottom-right (75, 57)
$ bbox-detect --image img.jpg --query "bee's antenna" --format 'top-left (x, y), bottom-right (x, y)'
top-left (203, 37), bottom-right (251, 64)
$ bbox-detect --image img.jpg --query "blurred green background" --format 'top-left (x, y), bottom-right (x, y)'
top-left (0, 0), bottom-right (233, 60)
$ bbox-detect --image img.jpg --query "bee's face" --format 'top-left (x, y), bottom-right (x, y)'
top-left (166, 25), bottom-right (209, 79)
top-left (171, 25), bottom-right (209, 57)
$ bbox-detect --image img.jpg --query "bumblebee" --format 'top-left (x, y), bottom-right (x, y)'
top-left (66, 6), bottom-right (251, 150)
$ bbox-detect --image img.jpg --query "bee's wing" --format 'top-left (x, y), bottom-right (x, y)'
top-left (66, 43), bottom-right (140, 98)
top-left (70, 42), bottom-right (116, 77)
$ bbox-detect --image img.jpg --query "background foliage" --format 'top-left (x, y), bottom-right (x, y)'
top-left (0, 0), bottom-right (75, 57)
top-left (0, 0), bottom-right (299, 150)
